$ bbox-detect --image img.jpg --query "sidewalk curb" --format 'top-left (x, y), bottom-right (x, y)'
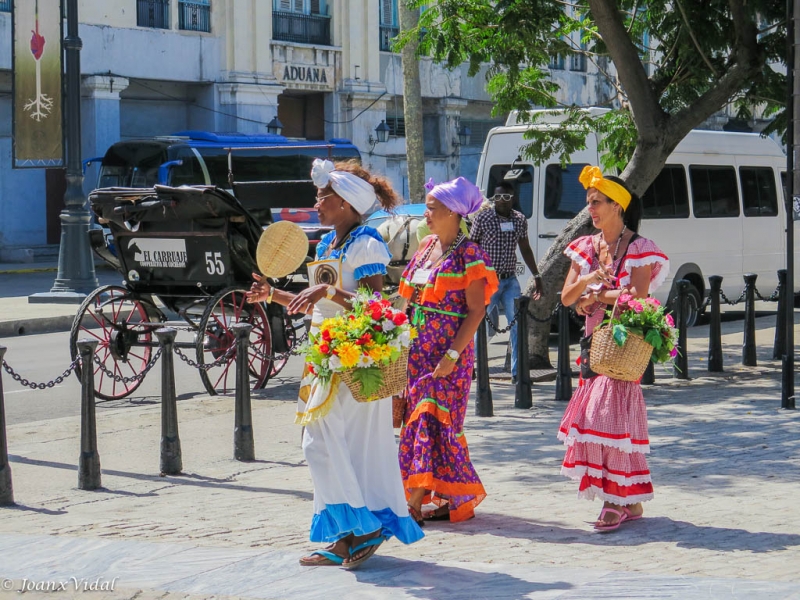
top-left (0, 314), bottom-right (75, 338)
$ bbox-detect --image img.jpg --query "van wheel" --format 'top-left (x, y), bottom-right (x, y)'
top-left (669, 283), bottom-right (702, 328)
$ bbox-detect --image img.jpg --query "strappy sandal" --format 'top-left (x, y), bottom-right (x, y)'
top-left (407, 504), bottom-right (425, 527)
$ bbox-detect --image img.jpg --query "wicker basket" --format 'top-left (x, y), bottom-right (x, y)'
top-left (339, 347), bottom-right (409, 403)
top-left (392, 394), bottom-right (407, 428)
top-left (589, 326), bottom-right (653, 382)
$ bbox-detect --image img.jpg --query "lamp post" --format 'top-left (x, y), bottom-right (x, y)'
top-left (368, 120), bottom-right (390, 152)
top-left (31, 0), bottom-right (98, 303)
top-left (784, 0), bottom-right (797, 409)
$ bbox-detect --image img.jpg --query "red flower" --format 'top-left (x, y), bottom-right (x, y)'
top-left (348, 315), bottom-right (356, 321)
top-left (321, 329), bottom-right (332, 341)
top-left (307, 365), bottom-right (316, 375)
top-left (392, 312), bottom-right (408, 326)
top-left (319, 343), bottom-right (330, 354)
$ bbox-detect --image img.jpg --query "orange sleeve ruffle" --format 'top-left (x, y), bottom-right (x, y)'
top-left (417, 258), bottom-right (498, 305)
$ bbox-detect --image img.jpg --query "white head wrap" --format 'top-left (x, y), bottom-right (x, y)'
top-left (311, 158), bottom-right (377, 215)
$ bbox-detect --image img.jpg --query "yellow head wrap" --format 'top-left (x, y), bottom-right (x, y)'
top-left (578, 166), bottom-right (631, 211)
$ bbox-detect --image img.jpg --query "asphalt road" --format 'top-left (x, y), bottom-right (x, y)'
top-left (1, 328), bottom-right (305, 427)
top-left (0, 268), bottom-right (123, 298)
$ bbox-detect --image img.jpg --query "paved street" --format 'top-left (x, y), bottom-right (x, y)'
top-left (1, 274), bottom-right (800, 598)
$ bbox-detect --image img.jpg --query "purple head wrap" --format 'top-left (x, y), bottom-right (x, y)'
top-left (428, 177), bottom-right (483, 217)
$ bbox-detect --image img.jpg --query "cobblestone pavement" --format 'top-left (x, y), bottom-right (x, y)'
top-left (0, 312), bottom-right (799, 598)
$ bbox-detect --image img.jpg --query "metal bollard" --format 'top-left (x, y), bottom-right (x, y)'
top-left (640, 360), bottom-right (655, 385)
top-left (0, 347), bottom-right (14, 506)
top-left (773, 269), bottom-right (787, 360)
top-left (475, 319), bottom-right (493, 417)
top-left (742, 273), bottom-right (757, 366)
top-left (708, 275), bottom-right (724, 372)
top-left (232, 323), bottom-right (255, 461)
top-left (77, 339), bottom-right (102, 490)
top-left (514, 296), bottom-right (532, 409)
top-left (555, 293), bottom-right (573, 401)
top-left (674, 279), bottom-right (689, 379)
top-left (155, 328), bottom-right (182, 475)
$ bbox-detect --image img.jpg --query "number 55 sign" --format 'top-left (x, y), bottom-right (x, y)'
top-left (205, 252), bottom-right (226, 275)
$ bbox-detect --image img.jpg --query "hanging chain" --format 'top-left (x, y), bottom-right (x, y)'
top-left (172, 345), bottom-right (237, 371)
top-left (2, 357), bottom-right (80, 390)
top-left (719, 289), bottom-right (747, 306)
top-left (91, 348), bottom-right (163, 384)
top-left (754, 284), bottom-right (781, 302)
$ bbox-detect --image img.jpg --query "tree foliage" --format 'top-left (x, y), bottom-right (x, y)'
top-left (402, 0), bottom-right (785, 190)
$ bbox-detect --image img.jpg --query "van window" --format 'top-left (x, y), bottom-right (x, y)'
top-left (689, 166), bottom-right (740, 218)
top-left (544, 163), bottom-right (589, 219)
top-left (739, 167), bottom-right (778, 217)
top-left (486, 164), bottom-right (534, 218)
top-left (170, 148), bottom-right (204, 186)
top-left (641, 165), bottom-right (689, 219)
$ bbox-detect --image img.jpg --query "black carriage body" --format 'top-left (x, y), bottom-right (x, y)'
top-left (90, 185), bottom-right (261, 308)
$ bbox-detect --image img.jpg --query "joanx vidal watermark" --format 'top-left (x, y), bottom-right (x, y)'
top-left (2, 577), bottom-right (119, 593)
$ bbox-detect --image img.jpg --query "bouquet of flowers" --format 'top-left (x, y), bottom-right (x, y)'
top-left (303, 290), bottom-right (417, 402)
top-left (599, 293), bottom-right (679, 363)
top-left (590, 293), bottom-right (678, 381)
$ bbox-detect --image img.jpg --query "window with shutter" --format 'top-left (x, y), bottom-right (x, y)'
top-left (380, 0), bottom-right (395, 25)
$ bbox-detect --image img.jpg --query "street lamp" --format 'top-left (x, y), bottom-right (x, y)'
top-left (453, 124), bottom-right (471, 148)
top-left (266, 116), bottom-right (283, 136)
top-left (31, 0), bottom-right (98, 303)
top-left (368, 120), bottom-right (390, 151)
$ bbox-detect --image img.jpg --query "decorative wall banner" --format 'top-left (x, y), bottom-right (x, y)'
top-left (13, 0), bottom-right (64, 168)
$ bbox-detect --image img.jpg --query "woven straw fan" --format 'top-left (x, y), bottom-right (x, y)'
top-left (256, 221), bottom-right (309, 278)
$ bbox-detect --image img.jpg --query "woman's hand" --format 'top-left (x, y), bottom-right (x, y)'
top-left (287, 284), bottom-right (328, 315)
top-left (575, 292), bottom-right (598, 316)
top-left (432, 356), bottom-right (457, 379)
top-left (585, 264), bottom-right (614, 288)
top-left (246, 272), bottom-right (271, 304)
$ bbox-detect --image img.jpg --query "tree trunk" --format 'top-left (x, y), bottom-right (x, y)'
top-left (399, 1), bottom-right (425, 203)
top-left (523, 208), bottom-right (595, 368)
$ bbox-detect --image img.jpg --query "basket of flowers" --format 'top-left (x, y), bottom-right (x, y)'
top-left (304, 290), bottom-right (417, 402)
top-left (590, 293), bottom-right (679, 381)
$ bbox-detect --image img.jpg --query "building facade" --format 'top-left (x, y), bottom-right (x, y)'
top-left (0, 0), bottom-right (613, 259)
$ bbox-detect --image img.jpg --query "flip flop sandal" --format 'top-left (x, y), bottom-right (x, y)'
top-left (298, 550), bottom-right (346, 566)
top-left (407, 504), bottom-right (425, 527)
top-left (593, 507), bottom-right (628, 532)
top-left (423, 505), bottom-right (451, 521)
top-left (342, 536), bottom-right (384, 570)
top-left (621, 507), bottom-right (643, 522)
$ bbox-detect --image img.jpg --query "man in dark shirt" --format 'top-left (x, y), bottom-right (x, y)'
top-left (470, 181), bottom-right (542, 382)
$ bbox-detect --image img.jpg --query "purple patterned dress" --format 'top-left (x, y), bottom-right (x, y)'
top-left (397, 238), bottom-right (499, 522)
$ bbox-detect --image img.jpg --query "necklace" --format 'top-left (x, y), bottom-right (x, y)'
top-left (600, 225), bottom-right (627, 264)
top-left (414, 233), bottom-right (465, 284)
top-left (325, 222), bottom-right (360, 257)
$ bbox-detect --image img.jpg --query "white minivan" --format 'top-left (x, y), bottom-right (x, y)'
top-left (475, 109), bottom-right (797, 325)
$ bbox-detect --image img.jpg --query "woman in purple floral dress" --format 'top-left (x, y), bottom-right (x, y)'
top-left (397, 178), bottom-right (499, 523)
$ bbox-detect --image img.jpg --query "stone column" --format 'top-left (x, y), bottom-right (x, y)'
top-left (439, 96), bottom-right (468, 180)
top-left (81, 75), bottom-right (129, 195)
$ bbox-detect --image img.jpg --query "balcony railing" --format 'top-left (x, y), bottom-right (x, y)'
top-left (0, 0), bottom-right (11, 13)
top-left (137, 0), bottom-right (170, 29)
top-left (272, 11), bottom-right (331, 46)
top-left (179, 0), bottom-right (210, 33)
top-left (379, 25), bottom-right (399, 52)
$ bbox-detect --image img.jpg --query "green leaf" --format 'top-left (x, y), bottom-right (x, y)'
top-left (645, 328), bottom-right (663, 350)
top-left (350, 367), bottom-right (384, 400)
top-left (612, 323), bottom-right (628, 347)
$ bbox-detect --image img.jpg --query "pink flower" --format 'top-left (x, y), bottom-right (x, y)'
top-left (645, 297), bottom-right (661, 306)
top-left (670, 347), bottom-right (678, 358)
top-left (619, 293), bottom-right (633, 305)
top-left (629, 300), bottom-right (644, 313)
top-left (665, 314), bottom-right (675, 327)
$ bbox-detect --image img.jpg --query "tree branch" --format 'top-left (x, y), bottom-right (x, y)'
top-left (674, 0), bottom-right (718, 77)
top-left (587, 0), bottom-right (664, 137)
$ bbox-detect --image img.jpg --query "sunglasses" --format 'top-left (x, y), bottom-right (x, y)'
top-left (491, 193), bottom-right (514, 202)
top-left (315, 193), bottom-right (336, 201)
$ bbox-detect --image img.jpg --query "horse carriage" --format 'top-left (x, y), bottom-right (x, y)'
top-left (71, 184), bottom-right (302, 399)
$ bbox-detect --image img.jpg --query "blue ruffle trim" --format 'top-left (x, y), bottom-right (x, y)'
top-left (309, 503), bottom-right (424, 545)
top-left (353, 262), bottom-right (388, 281)
top-left (315, 226), bottom-right (386, 261)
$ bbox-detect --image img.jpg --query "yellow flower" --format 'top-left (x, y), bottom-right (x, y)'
top-left (409, 326), bottom-right (418, 340)
top-left (337, 342), bottom-right (362, 369)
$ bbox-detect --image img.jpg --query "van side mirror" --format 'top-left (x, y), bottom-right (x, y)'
top-left (158, 160), bottom-right (184, 186)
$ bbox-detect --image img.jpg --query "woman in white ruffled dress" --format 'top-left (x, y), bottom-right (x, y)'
top-left (247, 159), bottom-right (423, 569)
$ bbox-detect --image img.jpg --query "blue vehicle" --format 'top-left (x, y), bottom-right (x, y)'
top-left (90, 131), bottom-right (361, 239)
